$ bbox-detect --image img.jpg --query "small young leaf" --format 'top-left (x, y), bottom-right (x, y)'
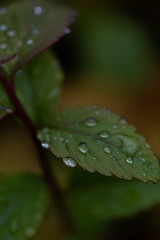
top-left (0, 0), bottom-right (75, 75)
top-left (0, 105), bottom-right (13, 119)
top-left (68, 170), bottom-right (160, 222)
top-left (0, 173), bottom-right (49, 240)
top-left (37, 106), bottom-right (160, 182)
top-left (0, 51), bottom-right (63, 127)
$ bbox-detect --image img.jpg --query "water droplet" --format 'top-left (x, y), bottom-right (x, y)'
top-left (27, 39), bottom-right (34, 45)
top-left (25, 227), bottom-right (35, 238)
top-left (10, 221), bottom-right (18, 233)
top-left (106, 109), bottom-right (112, 114)
top-left (142, 173), bottom-right (146, 176)
top-left (5, 107), bottom-right (13, 114)
top-left (63, 157), bottom-right (77, 168)
top-left (145, 143), bottom-right (151, 149)
top-left (7, 29), bottom-right (16, 37)
top-left (126, 157), bottom-right (133, 164)
top-left (140, 157), bottom-right (146, 163)
top-left (32, 28), bottom-right (39, 35)
top-left (0, 7), bottom-right (7, 15)
top-left (64, 28), bottom-right (71, 34)
top-left (54, 137), bottom-right (57, 140)
top-left (93, 157), bottom-right (96, 160)
top-left (34, 6), bottom-right (44, 15)
top-left (113, 125), bottom-right (117, 129)
top-left (119, 118), bottom-right (127, 124)
top-left (0, 43), bottom-right (7, 50)
top-left (41, 142), bottom-right (49, 149)
top-left (99, 131), bottom-right (110, 138)
top-left (16, 69), bottom-right (22, 77)
top-left (84, 118), bottom-right (97, 127)
top-left (65, 139), bottom-right (70, 143)
top-left (104, 146), bottom-right (111, 154)
top-left (79, 142), bottom-right (88, 154)
top-left (0, 24), bottom-right (7, 31)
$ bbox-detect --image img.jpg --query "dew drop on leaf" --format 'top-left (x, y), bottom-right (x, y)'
top-left (27, 39), bottom-right (34, 45)
top-left (32, 28), bottom-right (39, 35)
top-left (104, 146), bottom-right (111, 154)
top-left (145, 143), bottom-right (151, 149)
top-left (5, 107), bottom-right (13, 113)
top-left (79, 142), bottom-right (88, 154)
top-left (7, 29), bottom-right (16, 37)
top-left (64, 28), bottom-right (71, 34)
top-left (126, 157), bottom-right (133, 164)
top-left (119, 118), bottom-right (127, 124)
top-left (34, 6), bottom-right (44, 15)
top-left (0, 24), bottom-right (8, 31)
top-left (0, 43), bottom-right (7, 50)
top-left (41, 142), bottom-right (50, 149)
top-left (63, 157), bottom-right (77, 168)
top-left (106, 109), bottom-right (112, 114)
top-left (84, 117), bottom-right (97, 127)
top-left (99, 131), bottom-right (110, 138)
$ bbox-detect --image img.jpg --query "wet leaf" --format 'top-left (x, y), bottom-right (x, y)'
top-left (37, 106), bottom-right (160, 182)
top-left (68, 170), bottom-right (160, 222)
top-left (0, 51), bottom-right (63, 127)
top-left (0, 0), bottom-right (75, 75)
top-left (0, 173), bottom-right (49, 240)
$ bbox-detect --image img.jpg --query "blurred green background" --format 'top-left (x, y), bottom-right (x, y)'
top-left (0, 0), bottom-right (160, 239)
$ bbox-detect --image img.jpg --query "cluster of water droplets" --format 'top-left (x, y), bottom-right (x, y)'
top-left (0, 5), bottom-right (44, 52)
top-left (38, 110), bottom-right (158, 179)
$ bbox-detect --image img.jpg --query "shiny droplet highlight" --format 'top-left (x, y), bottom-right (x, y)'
top-left (63, 157), bottom-right (77, 168)
top-left (79, 142), bottom-right (88, 154)
top-left (84, 118), bottom-right (97, 127)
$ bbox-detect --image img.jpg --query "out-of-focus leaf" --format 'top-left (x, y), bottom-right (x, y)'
top-left (0, 105), bottom-right (13, 119)
top-left (0, 51), bottom-right (63, 127)
top-left (68, 169), bottom-right (160, 228)
top-left (0, 0), bottom-right (75, 75)
top-left (37, 106), bottom-right (160, 182)
top-left (0, 173), bottom-right (49, 240)
top-left (75, 10), bottom-right (156, 88)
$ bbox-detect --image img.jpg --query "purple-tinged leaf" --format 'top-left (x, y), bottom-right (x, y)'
top-left (0, 0), bottom-right (75, 75)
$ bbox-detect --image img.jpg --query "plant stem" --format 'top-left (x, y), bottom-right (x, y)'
top-left (0, 71), bottom-right (74, 232)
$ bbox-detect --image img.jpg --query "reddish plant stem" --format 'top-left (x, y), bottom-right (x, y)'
top-left (0, 71), bottom-right (73, 232)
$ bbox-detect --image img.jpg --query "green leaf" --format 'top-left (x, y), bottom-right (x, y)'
top-left (0, 173), bottom-right (49, 240)
top-left (15, 51), bottom-right (63, 127)
top-left (0, 51), bottom-right (63, 127)
top-left (0, 0), bottom-right (75, 75)
top-left (37, 106), bottom-right (160, 182)
top-left (68, 170), bottom-right (160, 223)
top-left (0, 105), bottom-right (13, 119)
